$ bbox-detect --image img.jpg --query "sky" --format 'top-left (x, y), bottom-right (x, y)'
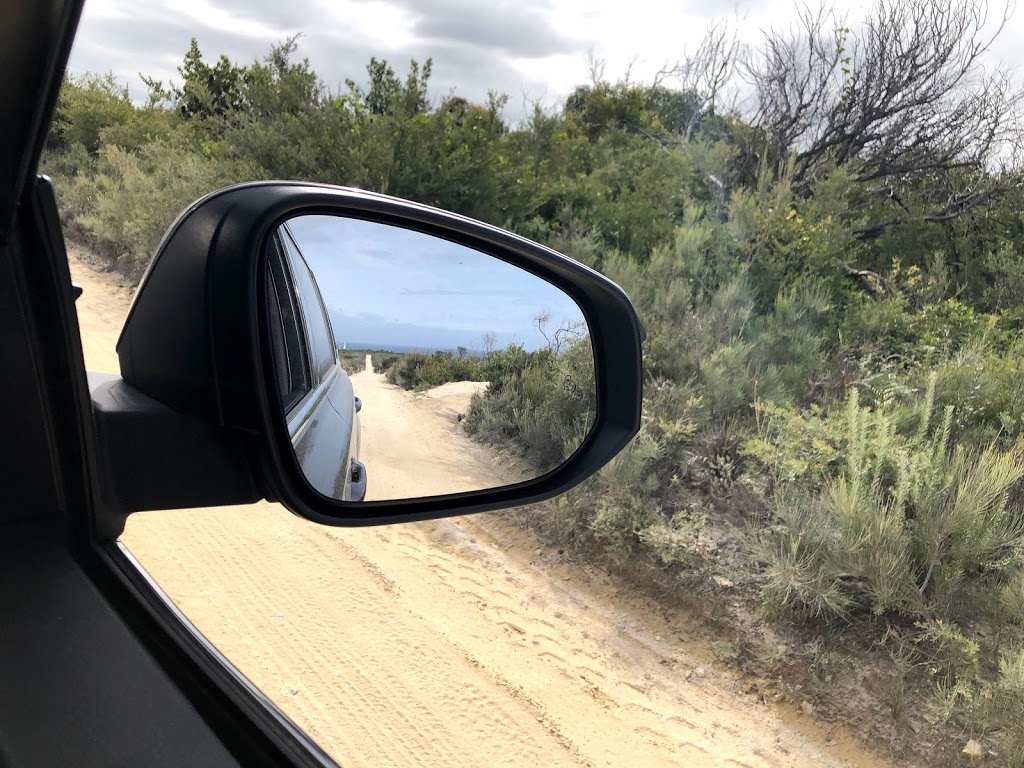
top-left (286, 214), bottom-right (586, 352)
top-left (68, 0), bottom-right (1024, 124)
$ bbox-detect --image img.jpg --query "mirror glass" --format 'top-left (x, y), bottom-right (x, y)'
top-left (263, 214), bottom-right (596, 502)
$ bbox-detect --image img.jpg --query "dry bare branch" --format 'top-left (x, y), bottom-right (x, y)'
top-left (660, 18), bottom-right (743, 141)
top-left (746, 0), bottom-right (1021, 187)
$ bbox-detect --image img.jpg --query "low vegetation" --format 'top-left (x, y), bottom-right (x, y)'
top-left (462, 338), bottom-right (596, 471)
top-left (47, 0), bottom-right (1024, 762)
top-left (380, 349), bottom-right (484, 390)
top-left (374, 338), bottom-right (595, 471)
top-left (336, 350), bottom-right (366, 375)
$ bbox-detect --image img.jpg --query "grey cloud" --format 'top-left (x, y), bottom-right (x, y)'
top-left (69, 11), bottom-right (286, 94)
top-left (404, 0), bottom-right (582, 58)
top-left (74, 11), bottom-right (281, 62)
top-left (186, 0), bottom-right (324, 30)
top-left (681, 0), bottom-right (754, 17)
top-left (417, 39), bottom-right (531, 91)
top-left (67, 1), bottom-right (577, 122)
top-left (359, 0), bottom-right (583, 108)
top-left (306, 32), bottom-right (557, 117)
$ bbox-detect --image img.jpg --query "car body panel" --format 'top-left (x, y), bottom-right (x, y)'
top-left (289, 364), bottom-right (363, 501)
top-left (275, 223), bottom-right (366, 502)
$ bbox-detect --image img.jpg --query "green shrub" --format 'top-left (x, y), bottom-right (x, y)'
top-left (41, 141), bottom-right (95, 183)
top-left (337, 351), bottom-right (365, 375)
top-left (464, 338), bottom-right (596, 471)
top-left (1000, 572), bottom-right (1024, 626)
top-left (645, 379), bottom-right (705, 464)
top-left (77, 139), bottom-right (246, 273)
top-left (383, 350), bottom-right (483, 390)
top-left (841, 297), bottom-right (992, 369)
top-left (743, 400), bottom-right (844, 485)
top-left (50, 73), bottom-right (144, 154)
top-left (586, 427), bottom-right (665, 551)
top-left (993, 646), bottom-right (1024, 724)
top-left (756, 383), bottom-right (1024, 622)
top-left (925, 341), bottom-right (1024, 446)
top-left (590, 497), bottom-right (657, 553)
top-left (930, 643), bottom-right (1024, 750)
top-left (638, 508), bottom-right (707, 567)
top-left (374, 354), bottom-right (401, 374)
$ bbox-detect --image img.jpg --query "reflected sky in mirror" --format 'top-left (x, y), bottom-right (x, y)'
top-left (287, 215), bottom-right (585, 353)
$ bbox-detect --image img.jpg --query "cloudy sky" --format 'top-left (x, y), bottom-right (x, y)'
top-left (287, 214), bottom-right (585, 352)
top-left (68, 0), bottom-right (1024, 123)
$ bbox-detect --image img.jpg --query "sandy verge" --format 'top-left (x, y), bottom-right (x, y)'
top-left (351, 367), bottom-right (516, 500)
top-left (69, 243), bottom-right (897, 768)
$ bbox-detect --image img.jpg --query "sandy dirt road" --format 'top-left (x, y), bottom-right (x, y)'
top-left (350, 361), bottom-right (519, 500)
top-left (69, 246), bottom-right (896, 768)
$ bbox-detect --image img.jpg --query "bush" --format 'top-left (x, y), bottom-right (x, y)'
top-left (374, 354), bottom-right (401, 374)
top-left (841, 297), bottom-right (992, 369)
top-left (756, 382), bottom-right (1024, 623)
top-left (464, 338), bottom-right (596, 471)
top-left (50, 73), bottom-right (145, 154)
top-left (925, 340), bottom-right (1024, 447)
top-left (337, 351), bottom-right (365, 375)
top-left (383, 350), bottom-right (483, 390)
top-left (930, 642), bottom-right (1024, 753)
top-left (76, 140), bottom-right (245, 273)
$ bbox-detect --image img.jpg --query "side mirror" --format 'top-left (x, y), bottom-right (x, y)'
top-left (93, 182), bottom-right (642, 530)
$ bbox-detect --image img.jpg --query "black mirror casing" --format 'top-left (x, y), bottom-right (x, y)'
top-left (111, 182), bottom-right (643, 526)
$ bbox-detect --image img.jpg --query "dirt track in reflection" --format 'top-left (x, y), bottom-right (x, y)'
top-left (351, 362), bottom-right (519, 500)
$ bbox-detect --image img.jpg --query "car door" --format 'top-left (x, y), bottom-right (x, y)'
top-left (271, 224), bottom-right (365, 502)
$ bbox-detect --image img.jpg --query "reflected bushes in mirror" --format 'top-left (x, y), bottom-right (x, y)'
top-left (463, 334), bottom-right (596, 472)
top-left (382, 350), bottom-right (486, 390)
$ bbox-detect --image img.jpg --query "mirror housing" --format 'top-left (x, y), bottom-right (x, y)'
top-left (100, 182), bottom-right (642, 528)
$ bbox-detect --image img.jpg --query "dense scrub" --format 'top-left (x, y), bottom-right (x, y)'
top-left (463, 338), bottom-right (596, 471)
top-left (47, 2), bottom-right (1024, 761)
top-left (381, 350), bottom-right (484, 390)
top-left (337, 351), bottom-right (365, 375)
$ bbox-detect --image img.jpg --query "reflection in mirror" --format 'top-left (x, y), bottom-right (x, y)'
top-left (263, 214), bottom-right (596, 503)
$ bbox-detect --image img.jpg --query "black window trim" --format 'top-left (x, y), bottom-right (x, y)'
top-left (14, 4), bottom-right (338, 764)
top-left (22, 175), bottom-right (335, 767)
top-left (266, 233), bottom-right (312, 414)
top-left (279, 223), bottom-right (337, 383)
top-left (273, 223), bottom-right (339, 437)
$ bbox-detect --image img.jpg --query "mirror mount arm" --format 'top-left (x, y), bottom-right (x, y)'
top-left (89, 373), bottom-right (263, 537)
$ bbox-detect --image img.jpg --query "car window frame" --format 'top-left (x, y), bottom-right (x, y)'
top-left (5, 3), bottom-right (343, 763)
top-left (279, 224), bottom-right (337, 385)
top-left (13, 177), bottom-right (337, 766)
top-left (265, 231), bottom-right (314, 414)
top-left (272, 225), bottom-right (343, 448)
